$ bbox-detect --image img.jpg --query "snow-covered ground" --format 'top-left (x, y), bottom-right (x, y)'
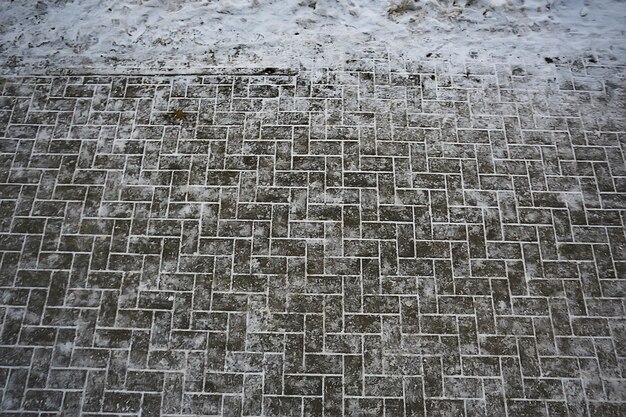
top-left (0, 0), bottom-right (625, 72)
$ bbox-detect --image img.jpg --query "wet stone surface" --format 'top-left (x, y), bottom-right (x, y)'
top-left (0, 60), bottom-right (625, 416)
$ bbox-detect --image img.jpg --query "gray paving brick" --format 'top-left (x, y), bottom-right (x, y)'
top-left (0, 60), bottom-right (625, 416)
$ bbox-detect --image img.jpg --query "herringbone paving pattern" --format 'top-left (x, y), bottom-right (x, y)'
top-left (0, 59), bottom-right (625, 416)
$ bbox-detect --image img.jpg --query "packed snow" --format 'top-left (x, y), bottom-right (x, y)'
top-left (0, 0), bottom-right (625, 72)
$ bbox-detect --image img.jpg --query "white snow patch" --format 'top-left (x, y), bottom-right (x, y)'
top-left (0, 0), bottom-right (625, 71)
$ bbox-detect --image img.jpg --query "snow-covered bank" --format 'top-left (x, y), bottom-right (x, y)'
top-left (0, 0), bottom-right (625, 72)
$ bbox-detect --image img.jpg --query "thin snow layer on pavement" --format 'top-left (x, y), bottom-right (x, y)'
top-left (0, 0), bottom-right (625, 71)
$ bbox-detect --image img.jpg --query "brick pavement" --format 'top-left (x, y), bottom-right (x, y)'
top-left (0, 59), bottom-right (625, 416)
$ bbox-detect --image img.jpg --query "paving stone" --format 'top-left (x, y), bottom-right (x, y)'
top-left (0, 60), bottom-right (625, 416)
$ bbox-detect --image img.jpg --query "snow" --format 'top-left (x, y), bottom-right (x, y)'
top-left (0, 0), bottom-right (625, 72)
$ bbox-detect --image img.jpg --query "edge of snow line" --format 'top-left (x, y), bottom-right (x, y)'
top-left (0, 66), bottom-right (301, 77)
top-left (1, 58), bottom-right (623, 79)
top-left (2, 40), bottom-right (624, 78)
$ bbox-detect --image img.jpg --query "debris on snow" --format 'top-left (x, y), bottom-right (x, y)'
top-left (0, 0), bottom-right (624, 71)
